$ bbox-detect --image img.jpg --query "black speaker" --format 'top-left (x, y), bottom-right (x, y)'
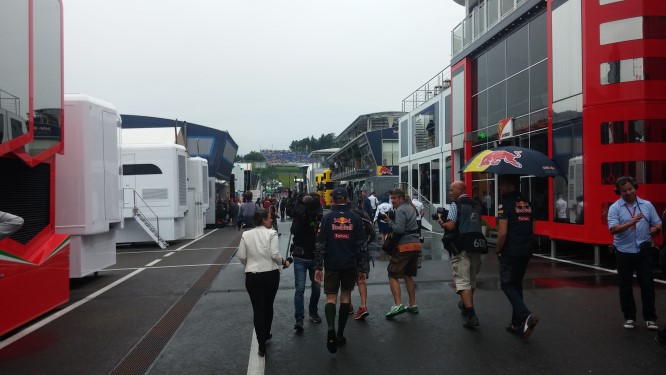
top-left (614, 176), bottom-right (639, 195)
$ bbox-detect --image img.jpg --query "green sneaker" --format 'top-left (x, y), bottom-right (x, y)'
top-left (385, 304), bottom-right (406, 318)
top-left (406, 305), bottom-right (419, 314)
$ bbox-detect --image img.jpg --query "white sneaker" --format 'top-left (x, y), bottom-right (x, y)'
top-left (623, 319), bottom-right (635, 329)
top-left (646, 321), bottom-right (659, 330)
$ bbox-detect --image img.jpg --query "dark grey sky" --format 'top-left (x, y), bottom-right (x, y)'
top-left (64, 0), bottom-right (464, 154)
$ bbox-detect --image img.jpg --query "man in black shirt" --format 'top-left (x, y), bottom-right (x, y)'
top-left (314, 187), bottom-right (369, 353)
top-left (496, 175), bottom-right (539, 339)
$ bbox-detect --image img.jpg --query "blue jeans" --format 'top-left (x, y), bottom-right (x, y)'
top-left (294, 257), bottom-right (321, 320)
top-left (499, 254), bottom-right (532, 326)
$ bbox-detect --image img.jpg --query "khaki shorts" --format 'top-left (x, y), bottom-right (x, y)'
top-left (387, 251), bottom-right (420, 279)
top-left (451, 251), bottom-right (482, 292)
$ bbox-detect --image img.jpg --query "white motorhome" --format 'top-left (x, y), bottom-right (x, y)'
top-left (117, 143), bottom-right (188, 246)
top-left (55, 94), bottom-right (121, 278)
top-left (183, 156), bottom-right (208, 239)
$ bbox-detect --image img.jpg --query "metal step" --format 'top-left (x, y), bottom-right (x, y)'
top-left (133, 210), bottom-right (169, 249)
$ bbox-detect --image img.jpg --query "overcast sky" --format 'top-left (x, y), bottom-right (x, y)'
top-left (63, 0), bottom-right (464, 155)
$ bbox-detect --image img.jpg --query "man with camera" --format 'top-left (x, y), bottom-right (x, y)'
top-left (383, 188), bottom-right (422, 318)
top-left (436, 180), bottom-right (486, 328)
top-left (290, 193), bottom-right (324, 331)
top-left (314, 188), bottom-right (369, 353)
top-left (608, 176), bottom-right (661, 330)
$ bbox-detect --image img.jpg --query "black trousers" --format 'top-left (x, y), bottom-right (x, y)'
top-left (499, 255), bottom-right (532, 326)
top-left (616, 249), bottom-right (657, 321)
top-left (245, 270), bottom-right (280, 345)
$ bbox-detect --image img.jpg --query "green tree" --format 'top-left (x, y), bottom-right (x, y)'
top-left (243, 151), bottom-right (266, 162)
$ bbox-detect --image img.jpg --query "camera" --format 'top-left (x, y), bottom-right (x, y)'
top-left (384, 210), bottom-right (396, 220)
top-left (431, 207), bottom-right (448, 221)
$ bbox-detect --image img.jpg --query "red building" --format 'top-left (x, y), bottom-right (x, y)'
top-left (447, 0), bottom-right (666, 246)
top-left (0, 0), bottom-right (70, 336)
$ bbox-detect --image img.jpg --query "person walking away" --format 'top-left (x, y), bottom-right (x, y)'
top-left (374, 196), bottom-right (393, 243)
top-left (228, 197), bottom-right (239, 227)
top-left (279, 197), bottom-right (287, 222)
top-left (496, 175), bottom-right (539, 339)
top-left (483, 191), bottom-right (493, 216)
top-left (314, 188), bottom-right (369, 353)
top-left (437, 181), bottom-right (487, 328)
top-left (607, 176), bottom-right (661, 330)
top-left (237, 209), bottom-right (292, 357)
top-left (383, 188), bottom-right (422, 318)
top-left (290, 193), bottom-right (323, 332)
top-left (238, 191), bottom-right (260, 231)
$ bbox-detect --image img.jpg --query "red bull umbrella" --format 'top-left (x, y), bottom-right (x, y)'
top-left (461, 146), bottom-right (563, 177)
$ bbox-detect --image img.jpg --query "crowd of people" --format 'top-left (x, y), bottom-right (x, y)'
top-left (260, 149), bottom-right (316, 165)
top-left (234, 175), bottom-right (666, 358)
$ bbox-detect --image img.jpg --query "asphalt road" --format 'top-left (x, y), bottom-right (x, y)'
top-left (1, 218), bottom-right (665, 374)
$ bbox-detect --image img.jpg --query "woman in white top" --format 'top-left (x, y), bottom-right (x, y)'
top-left (238, 208), bottom-right (292, 357)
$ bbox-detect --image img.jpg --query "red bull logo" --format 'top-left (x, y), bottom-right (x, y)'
top-left (477, 150), bottom-right (522, 168)
top-left (333, 216), bottom-right (353, 231)
top-left (377, 166), bottom-right (393, 176)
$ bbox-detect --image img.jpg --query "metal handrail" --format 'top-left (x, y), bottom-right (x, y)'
top-left (402, 66), bottom-right (451, 112)
top-left (123, 187), bottom-right (160, 239)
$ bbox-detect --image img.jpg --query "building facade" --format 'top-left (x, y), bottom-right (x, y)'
top-left (400, 0), bottom-right (666, 246)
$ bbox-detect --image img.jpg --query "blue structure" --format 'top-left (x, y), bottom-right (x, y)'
top-left (121, 115), bottom-right (238, 181)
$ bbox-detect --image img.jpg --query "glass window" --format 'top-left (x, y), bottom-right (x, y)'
top-left (473, 54), bottom-right (487, 94)
top-left (601, 161), bottom-right (666, 185)
top-left (487, 81), bottom-right (506, 127)
top-left (488, 0), bottom-right (499, 26)
top-left (432, 159), bottom-right (441, 204)
top-left (552, 0), bottom-right (582, 102)
top-left (530, 61), bottom-right (548, 112)
top-left (28, 0), bottom-right (63, 157)
top-left (514, 114), bottom-right (530, 135)
top-left (600, 0), bottom-right (623, 4)
top-left (412, 104), bottom-right (438, 153)
top-left (382, 140), bottom-right (399, 165)
top-left (445, 156), bottom-right (452, 204)
top-left (472, 91), bottom-right (488, 132)
top-left (530, 108), bottom-right (549, 132)
top-left (501, 0), bottom-right (514, 16)
top-left (0, 0), bottom-right (29, 150)
top-left (600, 17), bottom-right (643, 45)
top-left (644, 16), bottom-right (666, 39)
top-left (506, 25), bottom-right (529, 76)
top-left (412, 164), bottom-right (419, 192)
top-left (400, 119), bottom-right (408, 157)
top-left (419, 163), bottom-right (431, 202)
top-left (552, 119), bottom-right (584, 223)
top-left (444, 94), bottom-right (451, 144)
top-left (507, 70), bottom-right (529, 118)
top-left (401, 166), bottom-right (408, 185)
top-left (487, 40), bottom-right (506, 86)
top-left (601, 119), bottom-right (666, 144)
top-left (123, 164), bottom-right (163, 175)
top-left (529, 12), bottom-right (547, 64)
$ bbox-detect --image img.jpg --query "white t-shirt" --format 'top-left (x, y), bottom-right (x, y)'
top-left (374, 202), bottom-right (393, 222)
top-left (556, 198), bottom-right (568, 219)
top-left (368, 195), bottom-right (379, 209)
top-left (412, 199), bottom-right (424, 220)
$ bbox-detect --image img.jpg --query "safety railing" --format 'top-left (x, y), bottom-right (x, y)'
top-left (451, 0), bottom-right (527, 57)
top-left (123, 187), bottom-right (161, 240)
top-left (402, 66), bottom-right (451, 112)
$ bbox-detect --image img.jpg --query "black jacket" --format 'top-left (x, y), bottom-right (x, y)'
top-left (314, 204), bottom-right (369, 273)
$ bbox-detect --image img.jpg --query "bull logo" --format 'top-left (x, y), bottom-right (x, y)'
top-left (377, 166), bottom-right (393, 175)
top-left (477, 150), bottom-right (522, 168)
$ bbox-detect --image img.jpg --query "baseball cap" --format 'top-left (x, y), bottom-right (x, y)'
top-left (332, 187), bottom-right (348, 199)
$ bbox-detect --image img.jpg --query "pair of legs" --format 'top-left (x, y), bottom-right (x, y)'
top-left (616, 249), bottom-right (657, 322)
top-left (499, 254), bottom-right (532, 327)
top-left (293, 257), bottom-right (321, 324)
top-left (452, 251), bottom-right (482, 316)
top-left (323, 268), bottom-right (356, 353)
top-left (245, 270), bottom-right (280, 354)
top-left (387, 251), bottom-right (419, 308)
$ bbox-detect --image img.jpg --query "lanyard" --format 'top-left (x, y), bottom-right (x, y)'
top-left (624, 204), bottom-right (637, 219)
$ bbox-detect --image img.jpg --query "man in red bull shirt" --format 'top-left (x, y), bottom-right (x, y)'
top-left (314, 187), bottom-right (369, 353)
top-left (496, 175), bottom-right (539, 339)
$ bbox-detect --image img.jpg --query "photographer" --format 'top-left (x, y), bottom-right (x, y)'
top-left (290, 193), bottom-right (323, 331)
top-left (608, 176), bottom-right (661, 330)
top-left (436, 181), bottom-right (486, 328)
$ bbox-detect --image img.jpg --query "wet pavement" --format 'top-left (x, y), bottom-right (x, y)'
top-left (1, 217), bottom-right (665, 374)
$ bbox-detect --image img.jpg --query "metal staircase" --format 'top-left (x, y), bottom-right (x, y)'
top-left (124, 188), bottom-right (169, 249)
